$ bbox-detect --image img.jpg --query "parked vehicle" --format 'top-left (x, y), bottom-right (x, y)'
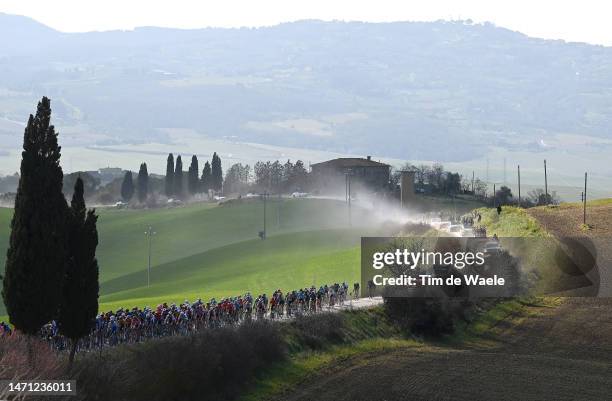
top-left (438, 221), bottom-right (452, 231)
top-left (449, 225), bottom-right (463, 235)
top-left (461, 227), bottom-right (475, 237)
top-left (483, 241), bottom-right (502, 255)
top-left (167, 198), bottom-right (183, 206)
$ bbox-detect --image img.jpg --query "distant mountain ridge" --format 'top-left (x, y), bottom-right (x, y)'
top-left (1, 13), bottom-right (612, 163)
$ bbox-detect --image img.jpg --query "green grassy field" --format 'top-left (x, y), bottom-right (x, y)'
top-left (0, 198), bottom-right (394, 315)
top-left (0, 194), bottom-right (486, 318)
top-left (474, 205), bottom-right (547, 237)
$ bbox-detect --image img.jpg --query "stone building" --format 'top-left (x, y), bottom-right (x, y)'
top-left (310, 156), bottom-right (390, 196)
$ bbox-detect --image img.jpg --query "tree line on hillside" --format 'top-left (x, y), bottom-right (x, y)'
top-left (107, 160), bottom-right (489, 205)
top-left (491, 185), bottom-right (560, 207)
top-left (220, 159), bottom-right (310, 195)
top-left (19, 142), bottom-right (561, 209)
top-left (2, 97), bottom-right (99, 366)
top-left (118, 154), bottom-right (313, 205)
top-left (392, 163), bottom-right (470, 197)
top-left (162, 152), bottom-right (224, 199)
top-left (117, 162), bottom-right (151, 204)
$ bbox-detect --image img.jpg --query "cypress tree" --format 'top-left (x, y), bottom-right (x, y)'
top-left (58, 177), bottom-right (99, 366)
top-left (2, 97), bottom-right (68, 335)
top-left (120, 171), bottom-right (134, 202)
top-left (201, 161), bottom-right (212, 193)
top-left (174, 155), bottom-right (183, 197)
top-left (211, 152), bottom-right (223, 192)
top-left (165, 153), bottom-right (174, 197)
top-left (188, 155), bottom-right (199, 195)
top-left (137, 163), bottom-right (149, 203)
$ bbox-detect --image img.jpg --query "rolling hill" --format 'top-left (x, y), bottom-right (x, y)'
top-left (0, 198), bottom-right (395, 315)
top-left (2, 14), bottom-right (612, 193)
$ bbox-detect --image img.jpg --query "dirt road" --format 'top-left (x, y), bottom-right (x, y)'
top-left (272, 206), bottom-right (612, 401)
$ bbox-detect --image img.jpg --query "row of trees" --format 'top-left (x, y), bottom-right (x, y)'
top-left (120, 163), bottom-right (150, 203)
top-left (391, 163), bottom-right (464, 196)
top-left (120, 156), bottom-right (311, 203)
top-left (222, 159), bottom-right (310, 195)
top-left (165, 152), bottom-right (223, 198)
top-left (252, 160), bottom-right (308, 193)
top-left (118, 152), bottom-right (224, 204)
top-left (2, 97), bottom-right (99, 365)
top-left (493, 185), bottom-right (560, 207)
top-left (223, 163), bottom-right (251, 194)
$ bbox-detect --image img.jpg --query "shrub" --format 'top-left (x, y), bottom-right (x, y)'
top-left (0, 332), bottom-right (63, 380)
top-left (73, 321), bottom-right (285, 401)
top-left (289, 313), bottom-right (345, 350)
top-left (384, 296), bottom-right (468, 337)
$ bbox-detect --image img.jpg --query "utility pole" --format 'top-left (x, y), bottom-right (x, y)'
top-left (471, 171), bottom-right (475, 194)
top-left (583, 172), bottom-right (587, 225)
top-left (345, 173), bottom-right (348, 202)
top-left (262, 192), bottom-right (268, 239)
top-left (348, 172), bottom-right (352, 227)
top-left (345, 169), bottom-right (352, 227)
top-left (544, 159), bottom-right (548, 205)
top-left (277, 193), bottom-right (281, 228)
top-left (144, 225), bottom-right (156, 287)
top-left (493, 183), bottom-right (496, 208)
top-left (517, 165), bottom-right (521, 207)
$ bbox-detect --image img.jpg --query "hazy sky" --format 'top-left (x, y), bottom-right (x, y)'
top-left (2, 0), bottom-right (612, 46)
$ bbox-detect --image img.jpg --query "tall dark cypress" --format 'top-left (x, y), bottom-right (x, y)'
top-left (58, 177), bottom-right (99, 366)
top-left (211, 152), bottom-right (223, 192)
top-left (188, 155), bottom-right (199, 195)
top-left (120, 171), bottom-right (134, 202)
top-left (165, 153), bottom-right (174, 197)
top-left (2, 97), bottom-right (68, 335)
top-left (174, 155), bottom-right (183, 197)
top-left (137, 163), bottom-right (149, 203)
top-left (201, 161), bottom-right (212, 193)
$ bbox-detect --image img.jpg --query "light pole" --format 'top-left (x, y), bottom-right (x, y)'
top-left (517, 165), bottom-right (521, 207)
top-left (144, 225), bottom-right (156, 287)
top-left (277, 193), bottom-right (281, 228)
top-left (544, 159), bottom-right (548, 205)
top-left (493, 183), bottom-right (496, 208)
top-left (345, 169), bottom-right (353, 227)
top-left (583, 172), bottom-right (587, 225)
top-left (260, 192), bottom-right (268, 239)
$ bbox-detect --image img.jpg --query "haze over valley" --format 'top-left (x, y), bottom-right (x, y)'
top-left (1, 13), bottom-right (612, 198)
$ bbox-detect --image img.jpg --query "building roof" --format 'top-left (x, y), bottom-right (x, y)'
top-left (311, 157), bottom-right (390, 168)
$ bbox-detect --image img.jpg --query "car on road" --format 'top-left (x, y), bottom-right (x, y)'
top-left (449, 225), bottom-right (463, 235)
top-left (430, 217), bottom-right (442, 228)
top-left (483, 241), bottom-right (502, 256)
top-left (461, 227), bottom-right (475, 237)
top-left (167, 198), bottom-right (183, 207)
top-left (438, 221), bottom-right (452, 231)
